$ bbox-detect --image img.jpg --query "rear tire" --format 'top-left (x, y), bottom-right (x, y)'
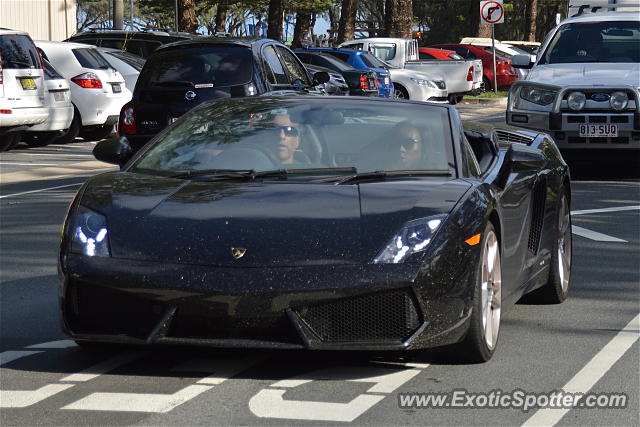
top-left (57, 109), bottom-right (81, 144)
top-left (23, 132), bottom-right (57, 147)
top-left (448, 95), bottom-right (464, 104)
top-left (482, 76), bottom-right (491, 92)
top-left (457, 222), bottom-right (502, 363)
top-left (80, 124), bottom-right (115, 142)
top-left (0, 132), bottom-right (21, 151)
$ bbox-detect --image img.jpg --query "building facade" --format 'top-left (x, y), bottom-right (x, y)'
top-left (0, 0), bottom-right (76, 41)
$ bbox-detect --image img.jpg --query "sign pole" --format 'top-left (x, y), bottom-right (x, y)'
top-left (492, 23), bottom-right (497, 93)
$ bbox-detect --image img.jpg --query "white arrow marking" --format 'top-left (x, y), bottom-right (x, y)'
top-left (0, 351), bottom-right (44, 367)
top-left (523, 314), bottom-right (639, 426)
top-left (572, 225), bottom-right (627, 242)
top-left (0, 351), bottom-right (144, 408)
top-left (572, 205), bottom-right (640, 216)
top-left (249, 363), bottom-right (427, 422)
top-left (62, 356), bottom-right (262, 413)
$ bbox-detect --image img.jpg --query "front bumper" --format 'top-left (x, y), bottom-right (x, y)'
top-left (411, 85), bottom-right (448, 102)
top-left (60, 255), bottom-right (474, 351)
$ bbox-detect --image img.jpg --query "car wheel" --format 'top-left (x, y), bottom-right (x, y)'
top-left (448, 95), bottom-right (464, 104)
top-left (526, 192), bottom-right (572, 303)
top-left (394, 85), bottom-right (409, 99)
top-left (482, 76), bottom-right (491, 92)
top-left (80, 124), bottom-right (115, 142)
top-left (0, 132), bottom-right (21, 152)
top-left (23, 132), bottom-right (57, 147)
top-left (459, 222), bottom-right (501, 362)
top-left (57, 109), bottom-right (81, 144)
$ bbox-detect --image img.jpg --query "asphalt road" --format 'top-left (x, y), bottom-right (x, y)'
top-left (1, 114), bottom-right (638, 426)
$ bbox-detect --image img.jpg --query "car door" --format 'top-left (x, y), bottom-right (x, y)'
top-left (274, 45), bottom-right (312, 88)
top-left (261, 44), bottom-right (293, 91)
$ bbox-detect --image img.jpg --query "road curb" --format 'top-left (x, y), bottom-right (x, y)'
top-left (462, 97), bottom-right (508, 107)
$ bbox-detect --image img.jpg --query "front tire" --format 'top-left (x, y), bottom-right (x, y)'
top-left (459, 222), bottom-right (502, 362)
top-left (0, 132), bottom-right (21, 151)
top-left (80, 124), bottom-right (115, 142)
top-left (393, 85), bottom-right (409, 99)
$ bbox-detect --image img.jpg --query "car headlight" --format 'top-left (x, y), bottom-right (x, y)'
top-left (519, 86), bottom-right (556, 106)
top-left (610, 91), bottom-right (628, 110)
top-left (567, 91), bottom-right (586, 111)
top-left (373, 215), bottom-right (446, 264)
top-left (411, 78), bottom-right (439, 89)
top-left (69, 206), bottom-right (110, 257)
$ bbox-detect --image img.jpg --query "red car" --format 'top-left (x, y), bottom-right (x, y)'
top-left (418, 47), bottom-right (463, 60)
top-left (429, 44), bottom-right (518, 90)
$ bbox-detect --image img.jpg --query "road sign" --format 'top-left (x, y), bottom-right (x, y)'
top-left (480, 0), bottom-right (504, 24)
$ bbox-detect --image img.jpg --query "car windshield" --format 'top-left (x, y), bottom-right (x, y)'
top-left (360, 52), bottom-right (389, 69)
top-left (0, 34), bottom-right (40, 69)
top-left (131, 98), bottom-right (454, 175)
top-left (137, 45), bottom-right (253, 88)
top-left (538, 21), bottom-right (640, 64)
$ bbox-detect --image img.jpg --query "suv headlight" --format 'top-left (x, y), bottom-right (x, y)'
top-left (373, 215), bottom-right (446, 264)
top-left (519, 86), bottom-right (556, 106)
top-left (69, 206), bottom-right (110, 257)
top-left (610, 91), bottom-right (628, 110)
top-left (411, 78), bottom-right (439, 89)
top-left (567, 91), bottom-right (586, 111)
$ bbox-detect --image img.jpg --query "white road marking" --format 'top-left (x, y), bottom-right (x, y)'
top-left (26, 340), bottom-right (77, 349)
top-left (572, 205), bottom-right (640, 216)
top-left (0, 351), bottom-right (145, 408)
top-left (0, 351), bottom-right (43, 367)
top-left (62, 356), bottom-right (262, 413)
top-left (249, 362), bottom-right (427, 422)
top-left (0, 162), bottom-right (60, 166)
top-left (0, 183), bottom-right (82, 199)
top-left (523, 314), bottom-right (640, 427)
top-left (572, 225), bottom-right (627, 242)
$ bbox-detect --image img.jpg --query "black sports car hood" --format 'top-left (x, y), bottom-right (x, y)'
top-left (79, 173), bottom-right (471, 266)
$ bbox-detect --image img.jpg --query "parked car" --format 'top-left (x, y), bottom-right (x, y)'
top-left (306, 47), bottom-right (447, 102)
top-left (66, 28), bottom-right (200, 59)
top-left (67, 95), bottom-right (571, 363)
top-left (22, 59), bottom-right (74, 147)
top-left (118, 37), bottom-right (328, 151)
top-left (98, 47), bottom-right (145, 93)
top-left (418, 48), bottom-right (464, 60)
top-left (305, 64), bottom-right (349, 95)
top-left (501, 41), bottom-right (541, 55)
top-left (36, 41), bottom-right (132, 143)
top-left (300, 48), bottom-right (393, 97)
top-left (430, 43), bottom-right (518, 91)
top-left (293, 51), bottom-right (380, 97)
top-left (0, 29), bottom-right (48, 151)
top-left (507, 10), bottom-right (640, 152)
top-left (459, 38), bottom-right (531, 79)
top-left (339, 37), bottom-right (483, 103)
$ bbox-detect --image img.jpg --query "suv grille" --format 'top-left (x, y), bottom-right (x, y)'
top-left (494, 130), bottom-right (534, 145)
top-left (296, 289), bottom-right (421, 343)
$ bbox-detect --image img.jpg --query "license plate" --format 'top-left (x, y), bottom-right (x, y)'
top-left (112, 83), bottom-right (121, 93)
top-left (384, 77), bottom-right (390, 86)
top-left (20, 77), bottom-right (36, 90)
top-left (579, 124), bottom-right (617, 138)
top-left (53, 91), bottom-right (65, 102)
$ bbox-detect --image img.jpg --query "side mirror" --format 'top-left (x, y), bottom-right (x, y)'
top-left (511, 54), bottom-right (535, 69)
top-left (509, 144), bottom-right (545, 172)
top-left (312, 71), bottom-right (330, 85)
top-left (93, 136), bottom-right (133, 167)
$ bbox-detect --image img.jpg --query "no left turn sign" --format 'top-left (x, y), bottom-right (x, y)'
top-left (480, 0), bottom-right (504, 24)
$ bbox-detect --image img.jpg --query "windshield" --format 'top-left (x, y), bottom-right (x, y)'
top-left (360, 53), bottom-right (389, 69)
top-left (371, 44), bottom-right (397, 61)
top-left (137, 45), bottom-right (253, 88)
top-left (131, 98), bottom-right (454, 175)
top-left (72, 48), bottom-right (112, 69)
top-left (539, 21), bottom-right (640, 64)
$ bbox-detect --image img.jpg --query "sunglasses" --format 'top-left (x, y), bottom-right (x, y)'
top-left (398, 136), bottom-right (422, 150)
top-left (271, 125), bottom-right (299, 137)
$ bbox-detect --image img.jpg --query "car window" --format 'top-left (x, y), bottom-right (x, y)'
top-left (43, 59), bottom-right (63, 79)
top-left (262, 45), bottom-right (289, 85)
top-left (137, 46), bottom-right (253, 88)
top-left (343, 43), bottom-right (364, 51)
top-left (449, 53), bottom-right (464, 60)
top-left (72, 48), bottom-right (112, 69)
top-left (131, 98), bottom-right (454, 174)
top-left (327, 51), bottom-right (350, 62)
top-left (360, 53), bottom-right (388, 68)
top-left (106, 50), bottom-right (145, 71)
top-left (98, 39), bottom-right (159, 58)
top-left (370, 44), bottom-right (397, 61)
top-left (275, 46), bottom-right (310, 85)
top-left (0, 34), bottom-right (41, 69)
top-left (419, 52), bottom-right (435, 60)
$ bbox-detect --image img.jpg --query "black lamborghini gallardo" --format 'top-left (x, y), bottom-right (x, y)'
top-left (59, 96), bottom-right (572, 362)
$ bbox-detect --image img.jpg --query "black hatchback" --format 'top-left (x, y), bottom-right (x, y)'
top-left (118, 38), bottom-right (327, 150)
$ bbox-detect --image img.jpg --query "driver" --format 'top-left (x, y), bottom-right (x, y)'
top-left (264, 113), bottom-right (302, 165)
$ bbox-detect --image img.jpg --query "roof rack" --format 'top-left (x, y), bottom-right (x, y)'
top-left (568, 1), bottom-right (640, 16)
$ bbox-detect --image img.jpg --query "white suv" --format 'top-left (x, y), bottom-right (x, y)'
top-left (36, 41), bottom-right (132, 142)
top-left (506, 11), bottom-right (640, 151)
top-left (0, 29), bottom-right (48, 151)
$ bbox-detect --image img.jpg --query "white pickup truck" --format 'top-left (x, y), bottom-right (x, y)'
top-left (339, 37), bottom-right (483, 104)
top-left (506, 6), bottom-right (639, 151)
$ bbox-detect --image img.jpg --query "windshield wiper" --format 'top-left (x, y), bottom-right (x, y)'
top-left (330, 169), bottom-right (452, 185)
top-left (168, 168), bottom-right (290, 180)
